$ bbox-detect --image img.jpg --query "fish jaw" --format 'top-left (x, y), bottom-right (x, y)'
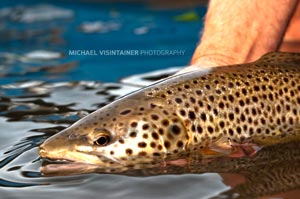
top-left (38, 129), bottom-right (114, 166)
top-left (38, 114), bottom-right (190, 171)
top-left (38, 130), bottom-right (171, 175)
top-left (38, 132), bottom-right (124, 176)
top-left (39, 135), bottom-right (108, 176)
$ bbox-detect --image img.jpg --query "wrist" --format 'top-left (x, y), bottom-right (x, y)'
top-left (191, 53), bottom-right (239, 67)
top-left (175, 53), bottom-right (238, 75)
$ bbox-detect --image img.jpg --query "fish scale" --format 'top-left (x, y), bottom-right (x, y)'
top-left (146, 52), bottom-right (300, 149)
top-left (39, 52), bottom-right (300, 174)
top-left (155, 58), bottom-right (300, 146)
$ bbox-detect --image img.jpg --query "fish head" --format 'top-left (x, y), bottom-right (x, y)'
top-left (39, 96), bottom-right (189, 171)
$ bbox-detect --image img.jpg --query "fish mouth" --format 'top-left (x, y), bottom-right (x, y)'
top-left (40, 156), bottom-right (101, 176)
top-left (39, 143), bottom-right (109, 165)
top-left (41, 156), bottom-right (75, 164)
top-left (39, 145), bottom-right (119, 176)
top-left (39, 146), bottom-right (77, 165)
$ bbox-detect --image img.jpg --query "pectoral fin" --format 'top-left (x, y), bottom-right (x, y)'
top-left (199, 137), bottom-right (261, 158)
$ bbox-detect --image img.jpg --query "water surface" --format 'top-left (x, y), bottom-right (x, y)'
top-left (1, 1), bottom-right (300, 199)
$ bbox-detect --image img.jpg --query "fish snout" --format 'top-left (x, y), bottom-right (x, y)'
top-left (38, 133), bottom-right (72, 160)
top-left (38, 144), bottom-right (47, 158)
top-left (38, 138), bottom-right (60, 159)
top-left (38, 131), bottom-right (102, 164)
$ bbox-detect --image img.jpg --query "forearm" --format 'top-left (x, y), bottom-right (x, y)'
top-left (191, 0), bottom-right (298, 67)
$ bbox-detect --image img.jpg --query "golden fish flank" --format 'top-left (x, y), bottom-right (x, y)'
top-left (39, 52), bottom-right (300, 168)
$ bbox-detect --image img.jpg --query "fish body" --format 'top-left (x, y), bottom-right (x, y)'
top-left (39, 52), bottom-right (300, 174)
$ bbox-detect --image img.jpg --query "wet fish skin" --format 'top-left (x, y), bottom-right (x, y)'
top-left (39, 52), bottom-right (300, 172)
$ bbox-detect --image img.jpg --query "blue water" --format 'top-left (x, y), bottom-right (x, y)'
top-left (0, 0), bottom-right (205, 83)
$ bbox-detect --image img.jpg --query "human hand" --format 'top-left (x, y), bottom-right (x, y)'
top-left (175, 53), bottom-right (237, 75)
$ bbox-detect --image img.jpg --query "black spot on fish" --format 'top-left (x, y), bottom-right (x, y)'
top-left (198, 101), bottom-right (203, 107)
top-left (151, 132), bottom-right (159, 140)
top-left (179, 109), bottom-right (186, 116)
top-left (175, 98), bottom-right (182, 104)
top-left (197, 125), bottom-right (203, 134)
top-left (158, 145), bottom-right (163, 150)
top-left (228, 113), bottom-right (234, 121)
top-left (190, 97), bottom-right (196, 103)
top-left (218, 102), bottom-right (225, 109)
top-left (196, 90), bottom-right (202, 95)
top-left (164, 141), bottom-right (171, 149)
top-left (120, 109), bottom-right (132, 115)
top-left (205, 85), bottom-right (210, 90)
top-left (236, 127), bottom-right (242, 134)
top-left (129, 132), bottom-right (137, 138)
top-left (177, 141), bottom-right (183, 147)
top-left (207, 126), bottom-right (214, 134)
top-left (142, 124), bottom-right (149, 130)
top-left (162, 119), bottom-right (169, 126)
top-left (151, 114), bottom-right (159, 120)
top-left (228, 95), bottom-right (234, 102)
top-left (138, 142), bottom-right (147, 148)
top-left (254, 85), bottom-right (260, 91)
top-left (219, 121), bottom-right (225, 128)
top-left (158, 128), bottom-right (164, 135)
top-left (169, 124), bottom-right (181, 135)
top-left (208, 95), bottom-right (214, 102)
top-left (150, 142), bottom-right (156, 148)
top-left (239, 100), bottom-right (245, 106)
top-left (125, 149), bottom-right (133, 155)
top-left (228, 128), bottom-right (234, 136)
top-left (188, 111), bottom-right (196, 120)
top-left (252, 96), bottom-right (258, 102)
top-left (200, 113), bottom-right (206, 121)
top-left (184, 84), bottom-right (190, 89)
top-left (130, 122), bottom-right (137, 128)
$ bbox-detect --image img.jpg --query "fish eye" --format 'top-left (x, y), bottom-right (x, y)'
top-left (93, 128), bottom-right (112, 146)
top-left (94, 134), bottom-right (111, 146)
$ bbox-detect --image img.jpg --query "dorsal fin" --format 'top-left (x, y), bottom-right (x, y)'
top-left (256, 52), bottom-right (300, 65)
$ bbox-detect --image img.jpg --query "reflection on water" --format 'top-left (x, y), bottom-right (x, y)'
top-left (1, 1), bottom-right (300, 199)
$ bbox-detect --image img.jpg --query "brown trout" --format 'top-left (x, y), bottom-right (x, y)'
top-left (39, 52), bottom-right (300, 174)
